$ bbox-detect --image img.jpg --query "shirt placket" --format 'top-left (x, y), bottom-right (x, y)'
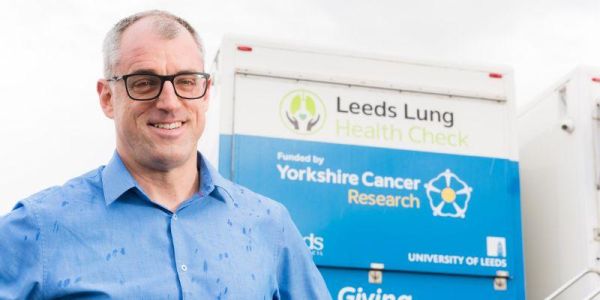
top-left (169, 210), bottom-right (192, 299)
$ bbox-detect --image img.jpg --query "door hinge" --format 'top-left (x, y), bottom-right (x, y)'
top-left (494, 270), bottom-right (509, 291)
top-left (368, 263), bottom-right (384, 284)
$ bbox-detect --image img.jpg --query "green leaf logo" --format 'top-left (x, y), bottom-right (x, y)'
top-left (279, 89), bottom-right (326, 135)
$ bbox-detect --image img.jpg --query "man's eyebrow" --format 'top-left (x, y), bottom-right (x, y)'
top-left (128, 69), bottom-right (204, 75)
top-left (175, 69), bottom-right (204, 74)
top-left (129, 69), bottom-right (158, 75)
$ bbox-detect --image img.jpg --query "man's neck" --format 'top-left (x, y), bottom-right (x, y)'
top-left (120, 152), bottom-right (200, 212)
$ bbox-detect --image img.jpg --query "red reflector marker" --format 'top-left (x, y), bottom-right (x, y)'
top-left (237, 45), bottom-right (253, 52)
top-left (489, 73), bottom-right (503, 79)
top-left (592, 77), bottom-right (600, 83)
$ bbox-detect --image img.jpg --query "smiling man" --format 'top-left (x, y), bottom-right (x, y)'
top-left (0, 10), bottom-right (330, 299)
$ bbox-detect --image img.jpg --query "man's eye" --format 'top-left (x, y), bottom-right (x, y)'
top-left (177, 78), bottom-right (197, 86)
top-left (133, 80), bottom-right (156, 88)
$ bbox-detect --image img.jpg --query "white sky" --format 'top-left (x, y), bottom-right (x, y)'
top-left (1, 0), bottom-right (599, 213)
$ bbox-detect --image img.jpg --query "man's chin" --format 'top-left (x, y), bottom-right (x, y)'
top-left (143, 148), bottom-right (196, 172)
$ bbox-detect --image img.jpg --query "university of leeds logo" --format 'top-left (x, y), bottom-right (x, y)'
top-left (279, 89), bottom-right (326, 135)
top-left (424, 169), bottom-right (473, 219)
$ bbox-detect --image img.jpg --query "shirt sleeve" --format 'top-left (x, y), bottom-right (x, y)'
top-left (0, 202), bottom-right (44, 299)
top-left (274, 205), bottom-right (332, 300)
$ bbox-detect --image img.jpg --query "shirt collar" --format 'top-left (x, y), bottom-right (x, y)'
top-left (101, 151), bottom-right (233, 206)
top-left (101, 151), bottom-right (139, 206)
top-left (199, 153), bottom-right (234, 204)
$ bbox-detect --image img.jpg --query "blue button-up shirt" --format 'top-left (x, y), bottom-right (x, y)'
top-left (0, 152), bottom-right (331, 299)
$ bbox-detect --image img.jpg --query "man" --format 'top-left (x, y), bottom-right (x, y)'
top-left (0, 10), bottom-right (331, 299)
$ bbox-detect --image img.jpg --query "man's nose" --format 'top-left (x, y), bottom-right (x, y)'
top-left (155, 80), bottom-right (181, 110)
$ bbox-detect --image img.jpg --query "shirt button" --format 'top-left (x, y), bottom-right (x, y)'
top-left (173, 214), bottom-right (178, 220)
top-left (181, 264), bottom-right (188, 272)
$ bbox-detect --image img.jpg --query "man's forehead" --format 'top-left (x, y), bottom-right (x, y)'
top-left (116, 17), bottom-right (203, 74)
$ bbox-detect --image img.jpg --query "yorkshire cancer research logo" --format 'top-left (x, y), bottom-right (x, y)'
top-left (279, 89), bottom-right (326, 135)
top-left (424, 169), bottom-right (473, 218)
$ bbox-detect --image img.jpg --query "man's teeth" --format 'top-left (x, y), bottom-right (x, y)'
top-left (153, 122), bottom-right (182, 129)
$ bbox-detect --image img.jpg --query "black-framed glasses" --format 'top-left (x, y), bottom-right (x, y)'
top-left (108, 72), bottom-right (210, 101)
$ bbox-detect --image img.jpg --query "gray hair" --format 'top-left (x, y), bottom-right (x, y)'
top-left (102, 10), bottom-right (205, 78)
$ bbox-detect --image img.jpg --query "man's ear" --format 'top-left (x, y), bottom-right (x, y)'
top-left (97, 79), bottom-right (115, 119)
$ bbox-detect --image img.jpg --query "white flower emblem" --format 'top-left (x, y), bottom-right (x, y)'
top-left (425, 169), bottom-right (473, 218)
